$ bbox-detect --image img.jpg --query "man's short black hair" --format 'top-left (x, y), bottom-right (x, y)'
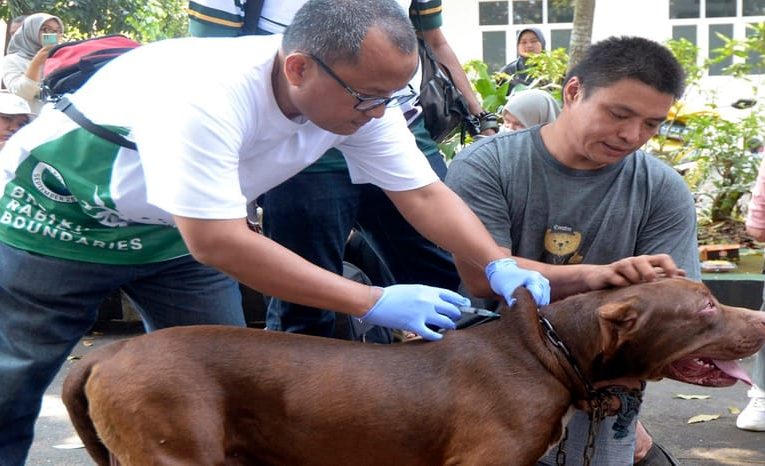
top-left (564, 36), bottom-right (686, 99)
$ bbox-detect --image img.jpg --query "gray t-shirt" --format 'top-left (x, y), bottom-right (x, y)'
top-left (446, 126), bottom-right (701, 279)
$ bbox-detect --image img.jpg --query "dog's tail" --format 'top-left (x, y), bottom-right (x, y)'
top-left (62, 341), bottom-right (127, 466)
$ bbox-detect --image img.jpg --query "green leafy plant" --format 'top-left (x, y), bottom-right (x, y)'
top-left (667, 38), bottom-right (706, 89)
top-left (519, 47), bottom-right (569, 101)
top-left (683, 110), bottom-right (765, 223)
top-left (439, 50), bottom-right (567, 159)
top-left (463, 59), bottom-right (509, 114)
top-left (6, 0), bottom-right (188, 42)
top-left (655, 29), bottom-right (765, 224)
top-left (707, 22), bottom-right (765, 78)
top-left (647, 39), bottom-right (707, 164)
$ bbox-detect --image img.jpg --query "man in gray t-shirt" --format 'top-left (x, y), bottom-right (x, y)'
top-left (447, 128), bottom-right (699, 279)
top-left (447, 36), bottom-right (699, 465)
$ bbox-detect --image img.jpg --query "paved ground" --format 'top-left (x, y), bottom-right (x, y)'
top-left (25, 326), bottom-right (765, 466)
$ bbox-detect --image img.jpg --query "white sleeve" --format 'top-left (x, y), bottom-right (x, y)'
top-left (1, 55), bottom-right (40, 101)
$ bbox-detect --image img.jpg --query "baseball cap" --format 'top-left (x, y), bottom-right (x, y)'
top-left (0, 92), bottom-right (34, 117)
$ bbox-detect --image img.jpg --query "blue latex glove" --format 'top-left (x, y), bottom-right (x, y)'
top-left (360, 284), bottom-right (468, 341)
top-left (485, 258), bottom-right (550, 306)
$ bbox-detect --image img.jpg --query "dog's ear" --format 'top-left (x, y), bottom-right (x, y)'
top-left (597, 299), bottom-right (639, 356)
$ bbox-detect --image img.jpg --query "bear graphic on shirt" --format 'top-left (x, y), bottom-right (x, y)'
top-left (544, 225), bottom-right (583, 264)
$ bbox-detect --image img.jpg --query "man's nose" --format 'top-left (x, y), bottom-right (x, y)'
top-left (619, 122), bottom-right (644, 145)
top-left (364, 104), bottom-right (387, 119)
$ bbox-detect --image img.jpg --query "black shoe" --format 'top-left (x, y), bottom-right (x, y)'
top-left (635, 441), bottom-right (681, 466)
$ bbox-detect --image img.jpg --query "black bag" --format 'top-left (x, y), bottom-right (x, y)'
top-left (55, 97), bottom-right (136, 150)
top-left (41, 34), bottom-right (141, 102)
top-left (416, 39), bottom-right (470, 143)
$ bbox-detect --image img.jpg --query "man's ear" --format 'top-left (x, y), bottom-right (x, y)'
top-left (597, 299), bottom-right (639, 357)
top-left (562, 76), bottom-right (583, 106)
top-left (283, 53), bottom-right (310, 87)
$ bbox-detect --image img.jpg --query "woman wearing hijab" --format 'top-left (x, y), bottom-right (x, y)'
top-left (1, 13), bottom-right (64, 113)
top-left (501, 89), bottom-right (560, 132)
top-left (499, 27), bottom-right (546, 95)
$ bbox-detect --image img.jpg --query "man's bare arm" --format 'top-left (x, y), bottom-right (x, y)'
top-left (456, 250), bottom-right (686, 301)
top-left (174, 215), bottom-right (380, 317)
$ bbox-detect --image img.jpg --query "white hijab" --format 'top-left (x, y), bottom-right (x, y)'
top-left (503, 89), bottom-right (561, 128)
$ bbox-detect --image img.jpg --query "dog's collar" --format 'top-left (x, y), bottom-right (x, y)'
top-left (537, 314), bottom-right (594, 398)
top-left (540, 312), bottom-right (646, 466)
top-left (537, 312), bottom-right (646, 399)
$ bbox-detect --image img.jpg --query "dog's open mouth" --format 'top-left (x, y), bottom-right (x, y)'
top-left (665, 357), bottom-right (752, 387)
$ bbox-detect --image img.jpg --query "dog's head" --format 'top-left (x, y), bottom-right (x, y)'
top-left (544, 278), bottom-right (765, 387)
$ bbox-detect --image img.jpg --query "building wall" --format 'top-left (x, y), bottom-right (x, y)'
top-left (591, 0), bottom-right (669, 40)
top-left (440, 0), bottom-right (674, 70)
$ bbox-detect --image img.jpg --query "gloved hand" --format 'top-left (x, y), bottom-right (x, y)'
top-left (486, 258), bottom-right (550, 307)
top-left (359, 284), bottom-right (468, 341)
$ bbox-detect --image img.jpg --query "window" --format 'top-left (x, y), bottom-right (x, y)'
top-left (513, 0), bottom-right (543, 24)
top-left (550, 29), bottom-right (571, 52)
top-left (477, 0), bottom-right (572, 71)
top-left (670, 0), bottom-right (701, 18)
top-left (744, 0), bottom-right (765, 15)
top-left (709, 23), bottom-right (734, 75)
top-left (746, 23), bottom-right (765, 73)
top-left (706, 0), bottom-right (737, 17)
top-left (548, 2), bottom-right (574, 23)
top-left (479, 1), bottom-right (509, 25)
top-left (669, 0), bottom-right (765, 75)
top-left (673, 24), bottom-right (698, 43)
top-left (483, 31), bottom-right (508, 71)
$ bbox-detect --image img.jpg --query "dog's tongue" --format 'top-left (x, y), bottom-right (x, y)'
top-left (713, 359), bottom-right (752, 385)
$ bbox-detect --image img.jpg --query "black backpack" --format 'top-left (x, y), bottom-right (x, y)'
top-left (416, 37), bottom-right (470, 142)
top-left (412, 4), bottom-right (470, 143)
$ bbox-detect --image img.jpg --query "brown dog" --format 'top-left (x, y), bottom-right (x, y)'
top-left (63, 278), bottom-right (765, 466)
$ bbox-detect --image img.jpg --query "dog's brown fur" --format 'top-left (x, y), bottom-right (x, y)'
top-left (63, 278), bottom-right (765, 466)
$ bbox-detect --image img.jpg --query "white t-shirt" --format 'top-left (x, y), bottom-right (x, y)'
top-left (2, 34), bottom-right (436, 226)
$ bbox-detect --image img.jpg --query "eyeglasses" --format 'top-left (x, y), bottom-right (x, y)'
top-left (305, 53), bottom-right (416, 112)
top-left (41, 26), bottom-right (61, 34)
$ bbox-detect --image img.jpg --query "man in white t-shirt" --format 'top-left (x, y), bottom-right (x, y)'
top-left (237, 0), bottom-right (497, 338)
top-left (0, 1), bottom-right (550, 464)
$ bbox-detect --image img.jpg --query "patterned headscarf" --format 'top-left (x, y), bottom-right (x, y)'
top-left (7, 13), bottom-right (65, 60)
